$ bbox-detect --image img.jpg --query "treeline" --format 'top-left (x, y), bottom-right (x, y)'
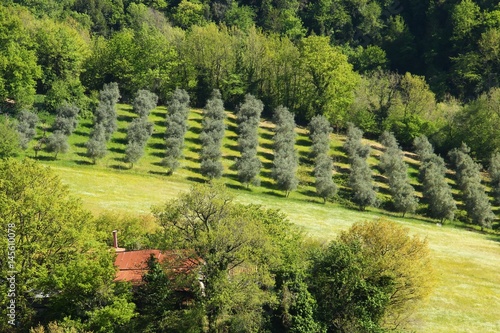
top-left (0, 159), bottom-right (434, 333)
top-left (3, 1), bottom-right (500, 160)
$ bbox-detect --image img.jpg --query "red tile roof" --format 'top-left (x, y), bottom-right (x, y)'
top-left (114, 249), bottom-right (200, 285)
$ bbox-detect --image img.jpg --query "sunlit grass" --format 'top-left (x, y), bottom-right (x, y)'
top-left (29, 105), bottom-right (500, 333)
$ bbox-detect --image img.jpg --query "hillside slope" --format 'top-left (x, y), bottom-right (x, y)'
top-left (25, 104), bottom-right (500, 332)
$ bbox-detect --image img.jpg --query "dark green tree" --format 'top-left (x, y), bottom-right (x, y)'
top-left (379, 131), bottom-right (418, 216)
top-left (310, 241), bottom-right (391, 333)
top-left (235, 94), bottom-right (263, 187)
top-left (131, 255), bottom-right (203, 333)
top-left (310, 219), bottom-right (434, 332)
top-left (272, 106), bottom-right (298, 197)
top-left (449, 143), bottom-right (494, 230)
top-left (162, 88), bottom-right (190, 174)
top-left (200, 90), bottom-right (226, 179)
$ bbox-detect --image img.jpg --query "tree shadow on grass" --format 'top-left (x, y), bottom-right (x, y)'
top-left (299, 155), bottom-right (312, 166)
top-left (298, 188), bottom-right (317, 197)
top-left (112, 137), bottom-right (128, 145)
top-left (118, 114), bottom-right (135, 123)
top-left (185, 136), bottom-right (201, 146)
top-left (74, 159), bottom-right (93, 166)
top-left (260, 178), bottom-right (274, 189)
top-left (187, 176), bottom-right (207, 184)
top-left (109, 147), bottom-right (125, 154)
top-left (148, 142), bottom-right (165, 150)
top-left (109, 164), bottom-right (128, 170)
top-left (184, 155), bottom-right (199, 164)
top-left (35, 155), bottom-right (56, 161)
top-left (150, 151), bottom-right (164, 158)
top-left (296, 138), bottom-right (311, 147)
top-left (151, 111), bottom-right (165, 118)
top-left (76, 151), bottom-right (88, 158)
top-left (260, 132), bottom-right (273, 141)
top-left (226, 123), bottom-right (237, 133)
top-left (149, 170), bottom-right (170, 177)
top-left (263, 190), bottom-right (286, 198)
top-left (260, 141), bottom-right (273, 150)
top-left (73, 130), bottom-right (89, 137)
top-left (154, 120), bottom-right (166, 128)
top-left (74, 142), bottom-right (86, 148)
top-left (224, 142), bottom-right (239, 152)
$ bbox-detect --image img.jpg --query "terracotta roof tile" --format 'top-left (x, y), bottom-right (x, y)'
top-left (114, 249), bottom-right (201, 285)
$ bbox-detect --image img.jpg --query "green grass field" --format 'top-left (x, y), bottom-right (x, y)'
top-left (27, 104), bottom-right (500, 332)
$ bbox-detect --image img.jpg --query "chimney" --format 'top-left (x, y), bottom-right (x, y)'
top-left (112, 230), bottom-right (118, 248)
top-left (112, 230), bottom-right (126, 253)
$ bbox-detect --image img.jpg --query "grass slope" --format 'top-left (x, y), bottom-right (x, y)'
top-left (25, 104), bottom-right (500, 332)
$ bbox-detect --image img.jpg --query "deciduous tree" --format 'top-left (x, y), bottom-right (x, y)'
top-left (0, 118), bottom-right (20, 158)
top-left (310, 219), bottom-right (434, 332)
top-left (298, 36), bottom-right (359, 127)
top-left (153, 182), bottom-right (287, 332)
top-left (0, 159), bottom-right (135, 331)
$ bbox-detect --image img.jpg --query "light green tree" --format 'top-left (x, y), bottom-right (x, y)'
top-left (153, 182), bottom-right (282, 332)
top-left (0, 159), bottom-right (135, 331)
top-left (298, 35), bottom-right (359, 127)
top-left (0, 118), bottom-right (20, 159)
top-left (0, 5), bottom-right (41, 108)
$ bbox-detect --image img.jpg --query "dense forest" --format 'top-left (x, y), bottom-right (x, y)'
top-left (2, 0), bottom-right (500, 160)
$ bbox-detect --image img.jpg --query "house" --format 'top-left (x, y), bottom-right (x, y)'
top-left (112, 230), bottom-right (200, 286)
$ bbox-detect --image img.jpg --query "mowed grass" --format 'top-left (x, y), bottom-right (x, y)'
top-left (29, 104), bottom-right (500, 332)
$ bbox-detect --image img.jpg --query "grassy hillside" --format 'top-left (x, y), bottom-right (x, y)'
top-left (24, 104), bottom-right (500, 332)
